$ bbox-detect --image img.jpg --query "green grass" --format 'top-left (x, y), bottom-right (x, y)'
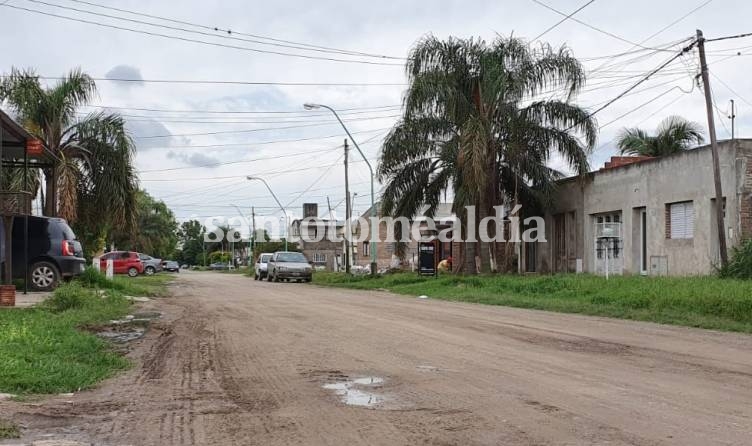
top-left (0, 269), bottom-right (172, 395)
top-left (0, 419), bottom-right (20, 439)
top-left (314, 272), bottom-right (752, 333)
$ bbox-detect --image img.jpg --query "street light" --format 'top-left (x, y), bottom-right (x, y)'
top-left (246, 176), bottom-right (289, 251)
top-left (304, 103), bottom-right (377, 275)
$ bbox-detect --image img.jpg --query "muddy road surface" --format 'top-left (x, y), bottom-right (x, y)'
top-left (3, 271), bottom-right (751, 445)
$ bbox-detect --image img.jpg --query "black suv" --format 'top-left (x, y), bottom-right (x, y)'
top-left (1, 216), bottom-right (86, 291)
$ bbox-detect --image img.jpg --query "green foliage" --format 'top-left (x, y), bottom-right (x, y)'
top-left (253, 239), bottom-right (299, 257)
top-left (177, 219), bottom-right (206, 265)
top-left (1, 67), bottom-right (137, 233)
top-left (0, 420), bottom-right (20, 439)
top-left (315, 273), bottom-right (752, 333)
top-left (43, 282), bottom-right (97, 312)
top-left (617, 116), bottom-right (704, 157)
top-left (0, 284), bottom-right (130, 394)
top-left (208, 251), bottom-right (231, 264)
top-left (0, 270), bottom-right (171, 394)
top-left (110, 190), bottom-right (178, 259)
top-left (719, 239), bottom-right (752, 279)
top-left (378, 36), bottom-right (596, 273)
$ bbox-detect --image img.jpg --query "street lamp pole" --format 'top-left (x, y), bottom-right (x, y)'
top-left (247, 176), bottom-right (289, 251)
top-left (304, 103), bottom-right (377, 274)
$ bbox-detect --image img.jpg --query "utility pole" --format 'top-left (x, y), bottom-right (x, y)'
top-left (326, 196), bottom-right (339, 272)
top-left (343, 139), bottom-right (351, 274)
top-left (251, 206), bottom-right (257, 258)
top-left (697, 29), bottom-right (729, 268)
top-left (729, 99), bottom-right (736, 140)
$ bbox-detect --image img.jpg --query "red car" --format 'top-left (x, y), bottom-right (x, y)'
top-left (99, 251), bottom-right (144, 277)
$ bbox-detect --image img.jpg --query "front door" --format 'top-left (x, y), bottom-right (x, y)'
top-left (553, 213), bottom-right (566, 273)
top-left (640, 209), bottom-right (647, 275)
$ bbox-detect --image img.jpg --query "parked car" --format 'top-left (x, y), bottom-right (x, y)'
top-left (267, 251), bottom-right (313, 283)
top-left (138, 253), bottom-right (162, 275)
top-left (99, 251), bottom-right (144, 277)
top-left (209, 262), bottom-right (229, 271)
top-left (0, 216), bottom-right (86, 291)
top-left (254, 253), bottom-right (274, 281)
top-left (163, 260), bottom-right (180, 272)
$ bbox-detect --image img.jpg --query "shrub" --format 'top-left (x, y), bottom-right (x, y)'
top-left (44, 282), bottom-right (97, 312)
top-left (719, 239), bottom-right (752, 279)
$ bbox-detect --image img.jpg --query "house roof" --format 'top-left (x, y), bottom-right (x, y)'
top-left (0, 108), bottom-right (53, 163)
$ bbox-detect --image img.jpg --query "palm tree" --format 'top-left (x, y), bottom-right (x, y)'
top-left (617, 116), bottom-right (704, 157)
top-left (0, 68), bottom-right (137, 240)
top-left (378, 36), bottom-right (596, 273)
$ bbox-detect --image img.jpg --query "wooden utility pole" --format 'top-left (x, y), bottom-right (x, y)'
top-left (697, 29), bottom-right (729, 267)
top-left (343, 139), bottom-right (351, 274)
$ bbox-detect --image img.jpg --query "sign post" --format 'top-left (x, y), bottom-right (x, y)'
top-left (418, 241), bottom-right (437, 277)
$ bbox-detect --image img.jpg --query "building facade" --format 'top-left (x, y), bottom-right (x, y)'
top-left (529, 139), bottom-right (752, 276)
top-left (290, 203), bottom-right (345, 271)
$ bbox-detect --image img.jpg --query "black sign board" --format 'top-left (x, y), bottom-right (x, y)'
top-left (418, 241), bottom-right (437, 276)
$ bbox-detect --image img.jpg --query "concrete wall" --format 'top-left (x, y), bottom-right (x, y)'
top-left (535, 139), bottom-right (752, 276)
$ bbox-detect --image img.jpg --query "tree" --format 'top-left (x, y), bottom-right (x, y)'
top-left (378, 36), bottom-right (596, 273)
top-left (177, 220), bottom-right (206, 265)
top-left (617, 116), bottom-right (704, 157)
top-left (0, 68), bottom-right (137, 230)
top-left (110, 191), bottom-right (178, 259)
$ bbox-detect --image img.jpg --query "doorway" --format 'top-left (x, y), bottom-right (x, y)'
top-left (639, 209), bottom-right (647, 275)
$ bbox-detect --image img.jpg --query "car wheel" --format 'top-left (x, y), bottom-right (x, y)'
top-left (29, 261), bottom-right (60, 291)
top-left (145, 266), bottom-right (156, 276)
top-left (127, 267), bottom-right (139, 277)
top-left (273, 272), bottom-right (280, 282)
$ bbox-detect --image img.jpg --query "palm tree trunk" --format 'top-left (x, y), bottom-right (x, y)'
top-left (43, 167), bottom-right (57, 217)
top-left (461, 212), bottom-right (476, 274)
top-left (477, 196), bottom-right (492, 273)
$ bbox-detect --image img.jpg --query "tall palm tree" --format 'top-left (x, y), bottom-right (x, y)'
top-left (0, 68), bottom-right (137, 234)
top-left (617, 116), bottom-right (704, 157)
top-left (378, 36), bottom-right (596, 273)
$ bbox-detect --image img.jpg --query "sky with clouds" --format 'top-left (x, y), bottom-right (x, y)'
top-left (1, 0), bottom-right (751, 236)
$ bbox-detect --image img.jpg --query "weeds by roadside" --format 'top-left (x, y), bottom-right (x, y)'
top-left (314, 272), bottom-right (752, 333)
top-left (0, 269), bottom-right (171, 395)
top-left (0, 419), bottom-right (20, 439)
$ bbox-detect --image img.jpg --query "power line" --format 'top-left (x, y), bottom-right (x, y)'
top-left (133, 119), bottom-right (390, 139)
top-left (530, 0), bottom-right (671, 51)
top-left (137, 146), bottom-right (340, 173)
top-left (135, 127), bottom-right (391, 150)
top-left (531, 0), bottom-right (596, 41)
top-left (62, 0), bottom-right (402, 60)
top-left (709, 71), bottom-right (752, 109)
top-left (81, 112), bottom-right (400, 125)
top-left (582, 40), bottom-right (698, 124)
top-left (23, 75), bottom-right (405, 87)
top-left (140, 156), bottom-right (379, 182)
top-left (82, 104), bottom-right (401, 115)
top-left (1, 2), bottom-right (403, 66)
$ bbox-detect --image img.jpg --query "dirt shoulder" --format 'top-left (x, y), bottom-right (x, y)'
top-left (2, 271), bottom-right (751, 445)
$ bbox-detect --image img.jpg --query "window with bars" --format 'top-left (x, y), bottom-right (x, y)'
top-left (312, 252), bottom-right (326, 263)
top-left (667, 201), bottom-right (694, 239)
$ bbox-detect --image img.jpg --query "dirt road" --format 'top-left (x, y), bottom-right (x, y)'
top-left (4, 271), bottom-right (752, 445)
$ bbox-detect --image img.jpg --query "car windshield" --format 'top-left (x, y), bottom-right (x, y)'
top-left (276, 252), bottom-right (307, 263)
top-left (260, 255), bottom-right (272, 263)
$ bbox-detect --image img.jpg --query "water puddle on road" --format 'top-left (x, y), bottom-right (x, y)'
top-left (322, 376), bottom-right (385, 408)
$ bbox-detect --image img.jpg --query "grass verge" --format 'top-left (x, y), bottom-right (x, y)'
top-left (0, 419), bottom-right (20, 439)
top-left (0, 269), bottom-right (171, 395)
top-left (313, 272), bottom-right (752, 333)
